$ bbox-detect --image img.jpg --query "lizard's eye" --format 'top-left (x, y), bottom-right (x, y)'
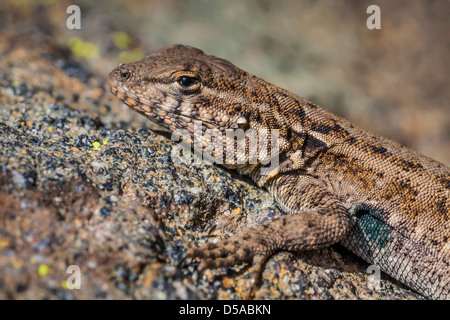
top-left (175, 75), bottom-right (201, 94)
top-left (177, 76), bottom-right (199, 87)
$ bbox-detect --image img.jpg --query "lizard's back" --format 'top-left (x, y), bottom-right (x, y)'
top-left (297, 97), bottom-right (450, 299)
top-left (243, 79), bottom-right (450, 298)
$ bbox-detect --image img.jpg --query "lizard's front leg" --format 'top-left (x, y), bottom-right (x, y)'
top-left (183, 174), bottom-right (351, 291)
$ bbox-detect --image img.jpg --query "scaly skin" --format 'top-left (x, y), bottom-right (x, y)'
top-left (108, 45), bottom-right (450, 299)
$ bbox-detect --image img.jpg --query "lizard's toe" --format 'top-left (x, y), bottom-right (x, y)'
top-left (185, 239), bottom-right (244, 260)
top-left (247, 253), bottom-right (270, 298)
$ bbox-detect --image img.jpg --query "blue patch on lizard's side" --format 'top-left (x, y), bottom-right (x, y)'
top-left (349, 203), bottom-right (393, 250)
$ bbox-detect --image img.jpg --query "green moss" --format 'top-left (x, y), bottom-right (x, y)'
top-left (113, 31), bottom-right (131, 49)
top-left (67, 37), bottom-right (99, 60)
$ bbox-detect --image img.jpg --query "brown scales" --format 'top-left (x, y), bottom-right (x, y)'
top-left (108, 44), bottom-right (450, 299)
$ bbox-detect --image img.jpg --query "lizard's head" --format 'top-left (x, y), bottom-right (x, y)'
top-left (108, 44), bottom-right (254, 135)
top-left (108, 45), bottom-right (288, 174)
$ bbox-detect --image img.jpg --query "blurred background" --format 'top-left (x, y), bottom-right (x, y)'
top-left (1, 0), bottom-right (449, 164)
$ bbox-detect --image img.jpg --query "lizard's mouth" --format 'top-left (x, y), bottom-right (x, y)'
top-left (107, 70), bottom-right (174, 121)
top-left (107, 74), bottom-right (221, 131)
top-left (107, 70), bottom-right (152, 109)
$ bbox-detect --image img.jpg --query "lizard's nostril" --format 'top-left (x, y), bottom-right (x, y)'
top-left (119, 70), bottom-right (131, 80)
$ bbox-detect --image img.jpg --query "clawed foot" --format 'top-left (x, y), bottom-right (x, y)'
top-left (179, 236), bottom-right (273, 299)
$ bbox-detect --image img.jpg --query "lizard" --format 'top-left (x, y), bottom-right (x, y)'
top-left (107, 44), bottom-right (450, 299)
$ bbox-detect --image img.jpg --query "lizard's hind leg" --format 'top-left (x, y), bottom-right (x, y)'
top-left (183, 174), bottom-right (351, 295)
